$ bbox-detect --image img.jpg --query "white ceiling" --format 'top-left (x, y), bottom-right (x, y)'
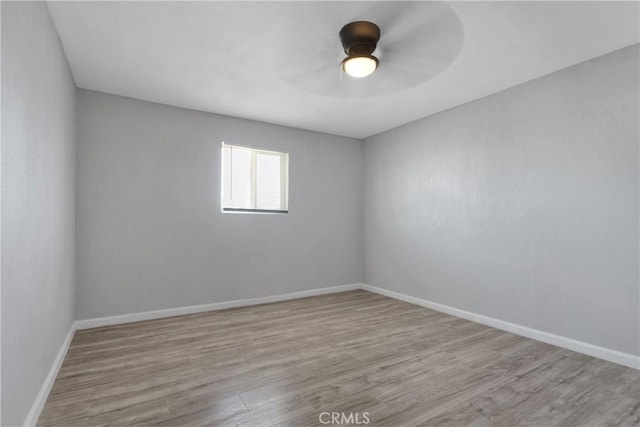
top-left (47, 1), bottom-right (639, 139)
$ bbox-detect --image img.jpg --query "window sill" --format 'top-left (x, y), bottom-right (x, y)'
top-left (222, 208), bottom-right (288, 214)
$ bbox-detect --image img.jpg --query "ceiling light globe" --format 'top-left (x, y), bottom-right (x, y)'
top-left (342, 55), bottom-right (378, 78)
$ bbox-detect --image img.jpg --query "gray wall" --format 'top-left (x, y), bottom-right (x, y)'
top-left (76, 90), bottom-right (362, 319)
top-left (363, 45), bottom-right (639, 356)
top-left (1, 2), bottom-right (77, 425)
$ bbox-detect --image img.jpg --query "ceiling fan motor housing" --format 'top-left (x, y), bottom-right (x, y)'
top-left (339, 21), bottom-right (381, 56)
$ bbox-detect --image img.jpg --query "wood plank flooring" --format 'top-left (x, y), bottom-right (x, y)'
top-left (38, 290), bottom-right (639, 426)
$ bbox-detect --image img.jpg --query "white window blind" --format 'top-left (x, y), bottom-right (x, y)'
top-left (221, 143), bottom-right (289, 213)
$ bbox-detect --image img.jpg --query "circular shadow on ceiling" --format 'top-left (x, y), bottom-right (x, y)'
top-left (282, 1), bottom-right (464, 99)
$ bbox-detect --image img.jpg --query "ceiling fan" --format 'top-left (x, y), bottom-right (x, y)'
top-left (339, 21), bottom-right (381, 78)
top-left (285, 2), bottom-right (464, 98)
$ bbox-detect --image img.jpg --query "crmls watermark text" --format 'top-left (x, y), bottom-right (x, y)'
top-left (318, 412), bottom-right (370, 425)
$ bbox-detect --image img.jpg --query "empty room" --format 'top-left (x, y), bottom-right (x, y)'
top-left (2, 1), bottom-right (639, 426)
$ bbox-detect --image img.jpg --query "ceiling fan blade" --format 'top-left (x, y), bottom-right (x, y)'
top-left (286, 64), bottom-right (373, 99)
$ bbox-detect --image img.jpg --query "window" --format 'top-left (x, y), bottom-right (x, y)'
top-left (221, 142), bottom-right (289, 213)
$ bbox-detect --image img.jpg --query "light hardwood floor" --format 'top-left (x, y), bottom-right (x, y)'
top-left (38, 290), bottom-right (639, 426)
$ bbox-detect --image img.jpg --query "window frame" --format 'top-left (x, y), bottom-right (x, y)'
top-left (220, 142), bottom-right (289, 214)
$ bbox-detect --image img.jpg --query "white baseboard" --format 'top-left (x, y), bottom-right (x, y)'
top-left (361, 284), bottom-right (639, 370)
top-left (75, 283), bottom-right (361, 330)
top-left (23, 323), bottom-right (77, 427)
